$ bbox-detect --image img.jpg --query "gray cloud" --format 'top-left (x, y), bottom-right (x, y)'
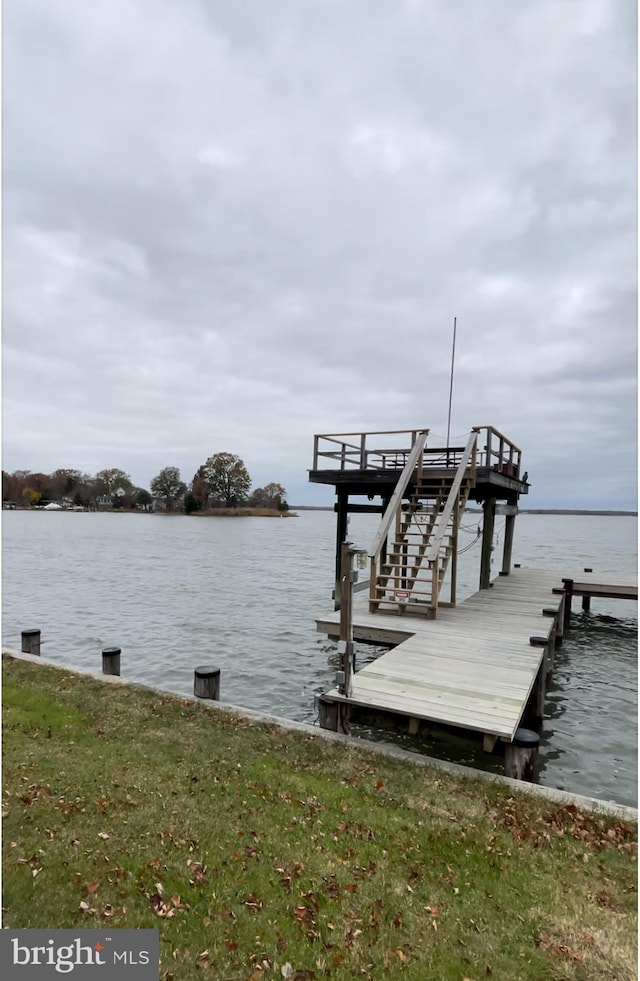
top-left (3, 0), bottom-right (637, 507)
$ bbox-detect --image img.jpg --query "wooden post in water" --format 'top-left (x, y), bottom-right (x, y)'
top-left (21, 629), bottom-right (41, 655)
top-left (555, 595), bottom-right (565, 645)
top-left (318, 695), bottom-right (349, 734)
top-left (334, 489), bottom-right (349, 610)
top-left (562, 579), bottom-right (574, 630)
top-left (500, 500), bottom-right (517, 575)
top-left (339, 541), bottom-right (355, 700)
top-left (193, 666), bottom-right (221, 700)
top-left (543, 607), bottom-right (563, 654)
top-left (318, 695), bottom-right (340, 730)
top-left (102, 646), bottom-right (121, 676)
top-left (479, 498), bottom-right (496, 589)
top-left (581, 572), bottom-right (591, 612)
top-left (504, 728), bottom-right (540, 782)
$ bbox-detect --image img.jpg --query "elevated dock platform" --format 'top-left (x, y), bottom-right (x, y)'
top-left (316, 569), bottom-right (637, 743)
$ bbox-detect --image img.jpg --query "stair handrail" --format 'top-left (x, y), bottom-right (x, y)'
top-left (425, 430), bottom-right (478, 563)
top-left (368, 430), bottom-right (429, 561)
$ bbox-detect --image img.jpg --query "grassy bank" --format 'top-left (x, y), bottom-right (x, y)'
top-left (2, 656), bottom-right (636, 980)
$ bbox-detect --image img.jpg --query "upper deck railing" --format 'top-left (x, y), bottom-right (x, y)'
top-left (472, 426), bottom-right (522, 478)
top-left (312, 426), bottom-right (523, 479)
top-left (311, 429), bottom-right (429, 471)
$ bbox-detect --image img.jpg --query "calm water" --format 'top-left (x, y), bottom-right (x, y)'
top-left (2, 510), bottom-right (637, 807)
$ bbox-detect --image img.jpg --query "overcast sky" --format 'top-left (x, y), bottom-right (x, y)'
top-left (3, 0), bottom-right (637, 508)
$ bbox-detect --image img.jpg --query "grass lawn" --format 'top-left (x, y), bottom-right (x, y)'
top-left (2, 654), bottom-right (637, 980)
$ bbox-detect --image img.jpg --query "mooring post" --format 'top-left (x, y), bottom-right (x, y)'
top-left (193, 666), bottom-right (221, 700)
top-left (504, 728), bottom-right (540, 782)
top-left (21, 629), bottom-right (41, 655)
top-left (102, 646), bottom-right (121, 676)
top-left (581, 568), bottom-right (592, 611)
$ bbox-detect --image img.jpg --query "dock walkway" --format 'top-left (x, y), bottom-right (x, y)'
top-left (316, 569), bottom-right (636, 741)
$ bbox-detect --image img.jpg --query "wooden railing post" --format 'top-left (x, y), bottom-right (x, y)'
top-left (360, 433), bottom-right (367, 469)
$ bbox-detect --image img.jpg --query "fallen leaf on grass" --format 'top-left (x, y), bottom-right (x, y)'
top-left (86, 882), bottom-right (99, 894)
top-left (149, 893), bottom-right (186, 917)
top-left (98, 832), bottom-right (110, 841)
top-left (537, 932), bottom-right (583, 964)
top-left (244, 894), bottom-right (263, 913)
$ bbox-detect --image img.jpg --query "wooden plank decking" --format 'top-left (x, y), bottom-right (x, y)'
top-left (316, 569), bottom-right (637, 741)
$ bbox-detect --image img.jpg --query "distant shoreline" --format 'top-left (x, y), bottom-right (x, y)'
top-left (292, 505), bottom-right (637, 516)
top-left (4, 505), bottom-right (636, 518)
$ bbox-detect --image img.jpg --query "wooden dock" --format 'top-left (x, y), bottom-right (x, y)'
top-left (316, 568), bottom-right (636, 743)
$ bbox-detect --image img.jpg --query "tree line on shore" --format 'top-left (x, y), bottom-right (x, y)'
top-left (2, 453), bottom-right (288, 514)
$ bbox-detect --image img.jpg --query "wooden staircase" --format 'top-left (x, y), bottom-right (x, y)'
top-left (369, 432), bottom-right (477, 618)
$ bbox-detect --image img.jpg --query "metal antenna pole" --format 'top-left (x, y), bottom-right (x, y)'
top-left (446, 316), bottom-right (457, 449)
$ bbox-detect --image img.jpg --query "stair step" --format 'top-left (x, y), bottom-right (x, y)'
top-left (373, 587), bottom-right (435, 598)
top-left (376, 599), bottom-right (433, 610)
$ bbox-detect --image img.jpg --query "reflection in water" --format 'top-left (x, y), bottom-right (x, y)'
top-left (2, 510), bottom-right (637, 806)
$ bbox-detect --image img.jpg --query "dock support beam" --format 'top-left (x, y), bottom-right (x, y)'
top-left (334, 490), bottom-right (349, 610)
top-left (479, 497), bottom-right (496, 589)
top-left (500, 498), bottom-right (517, 575)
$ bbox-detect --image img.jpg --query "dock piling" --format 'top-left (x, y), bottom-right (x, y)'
top-left (562, 579), bottom-right (574, 630)
top-left (194, 666), bottom-right (221, 700)
top-left (504, 728), bottom-right (540, 783)
top-left (21, 629), bottom-right (41, 655)
top-left (102, 646), bottom-right (121, 676)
